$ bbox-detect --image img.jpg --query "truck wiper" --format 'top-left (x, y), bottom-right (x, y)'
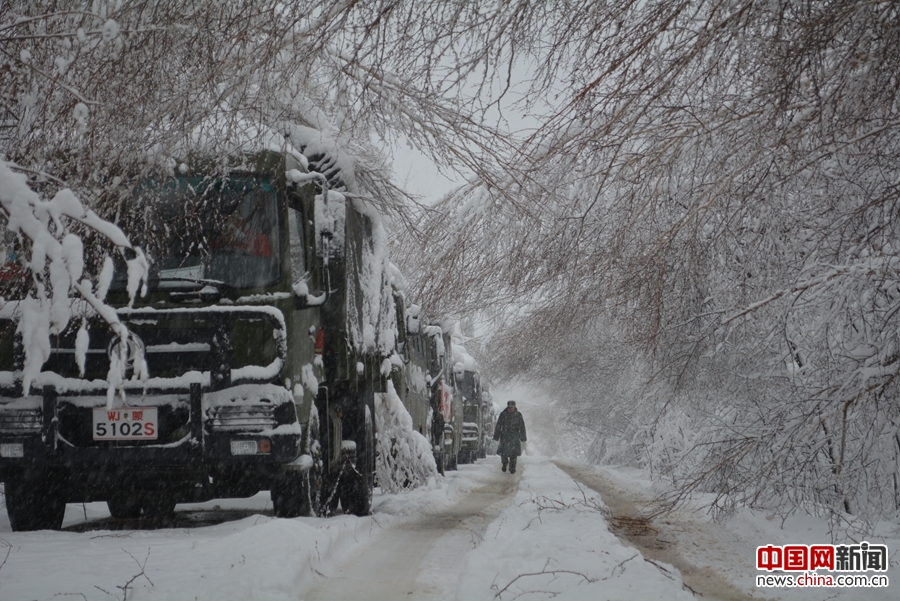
top-left (150, 276), bottom-right (239, 296)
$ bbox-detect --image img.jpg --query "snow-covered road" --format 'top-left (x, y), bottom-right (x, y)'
top-left (303, 467), bottom-right (518, 600)
top-left (2, 456), bottom-right (896, 600)
top-left (0, 456), bottom-right (695, 600)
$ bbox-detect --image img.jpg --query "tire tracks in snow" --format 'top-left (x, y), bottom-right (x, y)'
top-left (301, 463), bottom-right (518, 601)
top-left (554, 460), bottom-right (772, 601)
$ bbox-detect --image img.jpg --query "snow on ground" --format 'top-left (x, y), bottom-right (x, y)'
top-left (577, 463), bottom-right (900, 601)
top-left (6, 455), bottom-right (892, 600)
top-left (0, 472), bottom-right (468, 601)
top-left (0, 456), bottom-right (696, 601)
top-left (457, 457), bottom-right (695, 601)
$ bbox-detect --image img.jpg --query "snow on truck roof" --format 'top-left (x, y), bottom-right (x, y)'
top-left (452, 341), bottom-right (478, 372)
top-left (160, 110), bottom-right (307, 170)
top-left (163, 110), bottom-right (361, 193)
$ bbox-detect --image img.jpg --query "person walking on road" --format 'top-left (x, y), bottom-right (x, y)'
top-left (494, 400), bottom-right (527, 474)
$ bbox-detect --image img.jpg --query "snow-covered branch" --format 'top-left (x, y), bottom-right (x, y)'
top-left (0, 161), bottom-right (145, 396)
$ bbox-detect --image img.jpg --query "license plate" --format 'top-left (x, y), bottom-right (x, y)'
top-left (0, 443), bottom-right (24, 458)
top-left (92, 408), bottom-right (158, 440)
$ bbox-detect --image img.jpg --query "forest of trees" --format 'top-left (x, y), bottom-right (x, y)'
top-left (2, 1), bottom-right (898, 535)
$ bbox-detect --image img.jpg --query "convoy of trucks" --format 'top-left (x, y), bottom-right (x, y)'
top-left (0, 145), bottom-right (490, 531)
top-left (390, 302), bottom-right (462, 475)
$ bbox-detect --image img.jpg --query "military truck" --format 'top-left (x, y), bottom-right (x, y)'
top-left (0, 148), bottom-right (386, 530)
top-left (390, 299), bottom-right (463, 475)
top-left (391, 301), bottom-right (437, 471)
top-left (439, 328), bottom-right (463, 472)
top-left (481, 387), bottom-right (496, 457)
top-left (455, 367), bottom-right (483, 465)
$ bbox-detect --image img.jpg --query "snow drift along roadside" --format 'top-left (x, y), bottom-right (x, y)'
top-left (0, 464), bottom-right (465, 601)
top-left (375, 380), bottom-right (439, 493)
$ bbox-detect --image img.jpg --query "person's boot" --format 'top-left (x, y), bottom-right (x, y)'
top-left (509, 457), bottom-right (517, 474)
top-left (501, 458), bottom-right (507, 472)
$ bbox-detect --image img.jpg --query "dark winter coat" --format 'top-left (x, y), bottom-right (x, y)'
top-left (493, 409), bottom-right (527, 457)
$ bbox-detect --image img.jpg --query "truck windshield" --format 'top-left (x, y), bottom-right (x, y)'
top-left (129, 176), bottom-right (281, 291)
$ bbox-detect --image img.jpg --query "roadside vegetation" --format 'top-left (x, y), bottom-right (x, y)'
top-left (2, 1), bottom-right (898, 534)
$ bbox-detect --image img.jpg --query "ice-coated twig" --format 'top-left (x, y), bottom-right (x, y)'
top-left (0, 537), bottom-right (11, 574)
top-left (494, 570), bottom-right (597, 599)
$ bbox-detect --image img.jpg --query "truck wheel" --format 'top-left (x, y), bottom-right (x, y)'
top-left (4, 476), bottom-right (66, 531)
top-left (306, 467), bottom-right (323, 517)
top-left (445, 450), bottom-right (457, 471)
top-left (272, 473), bottom-right (304, 518)
top-left (341, 405), bottom-right (374, 517)
top-left (273, 468), bottom-right (321, 518)
top-left (434, 449), bottom-right (445, 476)
top-left (107, 494), bottom-right (142, 519)
top-left (274, 415), bottom-right (322, 518)
top-left (142, 494), bottom-right (176, 526)
top-left (321, 472), bottom-right (341, 516)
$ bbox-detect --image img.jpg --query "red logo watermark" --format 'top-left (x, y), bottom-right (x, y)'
top-left (757, 543), bottom-right (887, 572)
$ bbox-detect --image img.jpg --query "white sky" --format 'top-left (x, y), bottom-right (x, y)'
top-left (386, 56), bottom-right (551, 206)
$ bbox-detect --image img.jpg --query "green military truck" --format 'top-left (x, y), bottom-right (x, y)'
top-left (456, 367), bottom-right (484, 465)
top-left (391, 300), bottom-right (461, 474)
top-left (0, 149), bottom-right (386, 530)
top-left (481, 387), bottom-right (497, 456)
top-left (437, 328), bottom-right (463, 472)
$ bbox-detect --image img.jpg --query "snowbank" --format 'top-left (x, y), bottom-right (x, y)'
top-left (0, 458), bottom-right (781, 601)
top-left (375, 380), bottom-right (438, 493)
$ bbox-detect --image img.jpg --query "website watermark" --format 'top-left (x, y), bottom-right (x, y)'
top-left (755, 543), bottom-right (889, 589)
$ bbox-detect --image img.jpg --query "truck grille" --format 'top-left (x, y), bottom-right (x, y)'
top-left (0, 306), bottom-right (287, 395)
top-left (209, 405), bottom-right (277, 431)
top-left (0, 409), bottom-right (41, 433)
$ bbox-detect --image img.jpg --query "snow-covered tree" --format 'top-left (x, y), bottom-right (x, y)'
top-left (394, 1), bottom-right (900, 528)
top-left (4, 0), bottom-right (899, 525)
top-left (2, 0), bottom-right (501, 491)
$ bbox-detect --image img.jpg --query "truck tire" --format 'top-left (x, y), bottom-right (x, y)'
top-left (272, 471), bottom-right (311, 518)
top-left (107, 494), bottom-right (143, 519)
top-left (445, 450), bottom-right (457, 471)
top-left (273, 415), bottom-right (322, 518)
top-left (304, 411), bottom-right (325, 517)
top-left (4, 476), bottom-right (66, 531)
top-left (322, 472), bottom-right (342, 516)
top-left (434, 449), bottom-right (445, 476)
top-left (341, 404), bottom-right (374, 516)
top-left (273, 470), bottom-right (320, 518)
top-left (142, 493), bottom-right (176, 526)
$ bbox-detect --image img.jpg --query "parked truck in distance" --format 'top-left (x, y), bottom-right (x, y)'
top-left (453, 342), bottom-right (485, 465)
top-left (481, 388), bottom-right (497, 456)
top-left (0, 148), bottom-right (387, 530)
top-left (456, 368), bottom-right (483, 464)
top-left (391, 300), bottom-right (462, 474)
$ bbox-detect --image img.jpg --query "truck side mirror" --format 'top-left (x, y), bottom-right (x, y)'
top-left (293, 286), bottom-right (327, 310)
